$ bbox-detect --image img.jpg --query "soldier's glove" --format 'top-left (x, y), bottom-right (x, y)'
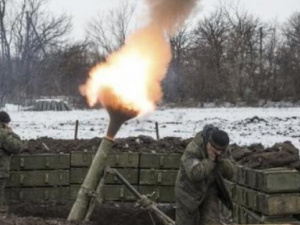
top-left (215, 159), bottom-right (233, 180)
top-left (203, 158), bottom-right (216, 174)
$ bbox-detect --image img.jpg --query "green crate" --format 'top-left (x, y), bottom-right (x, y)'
top-left (7, 170), bottom-right (69, 187)
top-left (223, 179), bottom-right (236, 198)
top-left (71, 151), bottom-right (139, 168)
top-left (234, 184), bottom-right (300, 216)
top-left (139, 153), bottom-right (181, 169)
top-left (138, 186), bottom-right (175, 203)
top-left (139, 169), bottom-right (178, 186)
top-left (5, 187), bottom-right (69, 202)
top-left (236, 203), bottom-right (300, 224)
top-left (10, 154), bottom-right (70, 170)
top-left (70, 185), bottom-right (136, 201)
top-left (241, 167), bottom-right (300, 193)
top-left (70, 168), bottom-right (138, 184)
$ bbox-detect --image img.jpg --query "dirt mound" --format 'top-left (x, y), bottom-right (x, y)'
top-left (22, 136), bottom-right (190, 154)
top-left (229, 141), bottom-right (300, 169)
top-left (22, 136), bottom-right (300, 169)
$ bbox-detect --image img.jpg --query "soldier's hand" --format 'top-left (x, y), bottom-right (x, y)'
top-left (215, 159), bottom-right (234, 180)
top-left (4, 124), bottom-right (13, 133)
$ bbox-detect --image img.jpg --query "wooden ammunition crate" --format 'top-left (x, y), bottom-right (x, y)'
top-left (138, 186), bottom-right (175, 203)
top-left (6, 187), bottom-right (70, 202)
top-left (70, 185), bottom-right (136, 201)
top-left (139, 153), bottom-right (181, 169)
top-left (234, 184), bottom-right (300, 216)
top-left (11, 154), bottom-right (70, 170)
top-left (7, 170), bottom-right (69, 187)
top-left (71, 151), bottom-right (139, 168)
top-left (70, 168), bottom-right (138, 185)
top-left (139, 169), bottom-right (178, 186)
top-left (223, 179), bottom-right (236, 198)
top-left (236, 165), bottom-right (300, 193)
top-left (233, 203), bottom-right (300, 224)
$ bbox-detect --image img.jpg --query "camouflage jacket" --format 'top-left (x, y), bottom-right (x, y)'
top-left (0, 125), bottom-right (23, 178)
top-left (175, 131), bottom-right (234, 214)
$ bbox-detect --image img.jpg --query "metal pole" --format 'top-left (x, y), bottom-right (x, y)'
top-left (84, 169), bottom-right (107, 221)
top-left (110, 168), bottom-right (175, 225)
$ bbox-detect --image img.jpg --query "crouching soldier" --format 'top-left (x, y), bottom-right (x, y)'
top-left (0, 111), bottom-right (23, 214)
top-left (175, 124), bottom-right (234, 225)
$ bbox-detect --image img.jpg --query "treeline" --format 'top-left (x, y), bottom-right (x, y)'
top-left (0, 0), bottom-right (299, 108)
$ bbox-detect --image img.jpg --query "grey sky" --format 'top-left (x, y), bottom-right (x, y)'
top-left (48, 0), bottom-right (300, 39)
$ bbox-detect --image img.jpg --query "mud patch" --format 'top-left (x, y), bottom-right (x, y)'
top-left (5, 202), bottom-right (175, 225)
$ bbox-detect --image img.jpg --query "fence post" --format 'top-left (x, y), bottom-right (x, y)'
top-left (155, 122), bottom-right (160, 140)
top-left (74, 120), bottom-right (79, 140)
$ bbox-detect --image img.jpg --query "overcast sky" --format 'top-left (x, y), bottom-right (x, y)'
top-left (47, 0), bottom-right (300, 40)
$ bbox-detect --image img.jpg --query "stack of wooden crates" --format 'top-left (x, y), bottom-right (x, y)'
top-left (5, 152), bottom-right (180, 203)
top-left (5, 152), bottom-right (300, 224)
top-left (223, 164), bottom-right (300, 224)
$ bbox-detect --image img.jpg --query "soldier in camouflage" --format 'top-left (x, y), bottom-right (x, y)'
top-left (0, 111), bottom-right (23, 213)
top-left (175, 124), bottom-right (234, 225)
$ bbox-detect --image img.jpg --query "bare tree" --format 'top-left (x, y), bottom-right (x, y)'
top-left (0, 0), bottom-right (13, 104)
top-left (191, 8), bottom-right (229, 102)
top-left (0, 0), bottom-right (71, 104)
top-left (86, 0), bottom-right (136, 58)
top-left (162, 26), bottom-right (194, 102)
top-left (222, 3), bottom-right (265, 103)
top-left (279, 12), bottom-right (300, 100)
top-left (262, 23), bottom-right (282, 101)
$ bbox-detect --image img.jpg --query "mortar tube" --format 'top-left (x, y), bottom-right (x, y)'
top-left (68, 108), bottom-right (135, 221)
top-left (67, 137), bottom-right (113, 221)
top-left (106, 106), bottom-right (137, 139)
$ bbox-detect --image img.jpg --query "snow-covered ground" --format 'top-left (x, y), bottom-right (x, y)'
top-left (2, 105), bottom-right (300, 150)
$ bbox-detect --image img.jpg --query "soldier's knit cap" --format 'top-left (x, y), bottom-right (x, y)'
top-left (0, 111), bottom-right (11, 123)
top-left (209, 129), bottom-right (229, 151)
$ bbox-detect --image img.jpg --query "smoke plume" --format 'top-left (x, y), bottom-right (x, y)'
top-left (145, 0), bottom-right (199, 35)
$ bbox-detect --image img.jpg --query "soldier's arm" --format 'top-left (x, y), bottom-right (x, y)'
top-left (182, 140), bottom-right (215, 182)
top-left (216, 158), bottom-right (234, 180)
top-left (0, 129), bottom-right (23, 154)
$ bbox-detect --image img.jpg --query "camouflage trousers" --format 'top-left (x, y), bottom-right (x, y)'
top-left (0, 179), bottom-right (6, 204)
top-left (0, 178), bottom-right (8, 213)
top-left (175, 190), bottom-right (220, 225)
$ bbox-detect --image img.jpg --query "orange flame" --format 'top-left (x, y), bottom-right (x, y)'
top-left (80, 0), bottom-right (199, 118)
top-left (80, 26), bottom-right (171, 116)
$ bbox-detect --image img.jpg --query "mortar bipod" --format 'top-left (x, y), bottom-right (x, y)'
top-left (106, 167), bottom-right (175, 225)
